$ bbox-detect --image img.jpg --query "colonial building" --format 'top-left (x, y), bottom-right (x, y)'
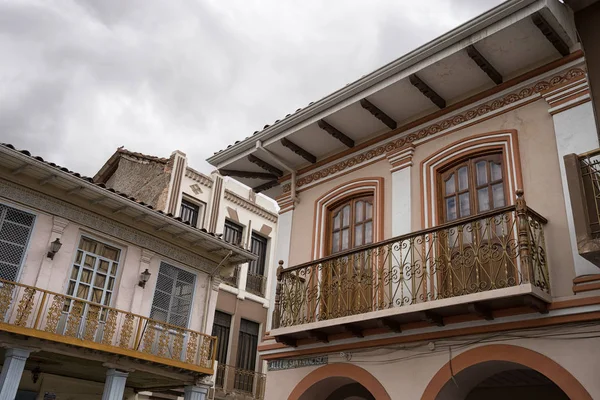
top-left (0, 143), bottom-right (256, 400)
top-left (207, 0), bottom-right (600, 398)
top-left (95, 149), bottom-right (279, 399)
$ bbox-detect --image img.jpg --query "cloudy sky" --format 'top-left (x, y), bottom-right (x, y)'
top-left (1, 0), bottom-right (504, 177)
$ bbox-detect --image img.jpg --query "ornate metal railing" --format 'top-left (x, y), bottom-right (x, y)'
top-left (273, 192), bottom-right (549, 329)
top-left (215, 364), bottom-right (266, 400)
top-left (0, 279), bottom-right (217, 373)
top-left (246, 272), bottom-right (267, 297)
top-left (579, 149), bottom-right (600, 237)
top-left (222, 265), bottom-right (240, 288)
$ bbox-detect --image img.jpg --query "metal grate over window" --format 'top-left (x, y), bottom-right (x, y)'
top-left (223, 220), bottom-right (243, 246)
top-left (150, 262), bottom-right (196, 328)
top-left (0, 204), bottom-right (35, 282)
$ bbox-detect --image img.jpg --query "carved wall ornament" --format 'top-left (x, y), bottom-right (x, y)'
top-left (185, 169), bottom-right (213, 188)
top-left (223, 189), bottom-right (278, 223)
top-left (280, 67), bottom-right (586, 193)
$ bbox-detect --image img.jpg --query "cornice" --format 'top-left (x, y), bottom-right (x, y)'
top-left (281, 66), bottom-right (586, 193)
top-left (223, 189), bottom-right (278, 223)
top-left (0, 179), bottom-right (217, 273)
top-left (185, 168), bottom-right (213, 188)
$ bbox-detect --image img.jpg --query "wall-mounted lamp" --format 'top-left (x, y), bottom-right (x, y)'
top-left (47, 238), bottom-right (62, 260)
top-left (31, 366), bottom-right (41, 384)
top-left (138, 268), bottom-right (151, 288)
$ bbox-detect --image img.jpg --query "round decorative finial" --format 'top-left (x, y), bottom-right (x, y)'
top-left (278, 260), bottom-right (284, 266)
top-left (516, 189), bottom-right (524, 198)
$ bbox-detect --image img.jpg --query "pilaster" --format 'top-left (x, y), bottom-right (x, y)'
top-left (184, 384), bottom-right (210, 400)
top-left (0, 348), bottom-right (31, 400)
top-left (387, 145), bottom-right (414, 236)
top-left (101, 369), bottom-right (129, 400)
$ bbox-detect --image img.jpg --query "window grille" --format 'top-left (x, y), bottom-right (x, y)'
top-left (212, 311), bottom-right (232, 387)
top-left (248, 234), bottom-right (267, 276)
top-left (180, 199), bottom-right (203, 227)
top-left (150, 262), bottom-right (196, 328)
top-left (0, 204), bottom-right (35, 282)
top-left (235, 319), bottom-right (259, 392)
top-left (223, 220), bottom-right (243, 246)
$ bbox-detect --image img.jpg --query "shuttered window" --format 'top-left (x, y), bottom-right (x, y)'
top-left (150, 262), bottom-right (196, 328)
top-left (212, 311), bottom-right (232, 387)
top-left (0, 204), bottom-right (35, 282)
top-left (223, 220), bottom-right (243, 246)
top-left (235, 319), bottom-right (259, 391)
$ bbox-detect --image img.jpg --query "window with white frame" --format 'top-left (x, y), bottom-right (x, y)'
top-left (150, 262), bottom-right (196, 328)
top-left (66, 237), bottom-right (121, 308)
top-left (180, 198), bottom-right (205, 228)
top-left (0, 204), bottom-right (35, 282)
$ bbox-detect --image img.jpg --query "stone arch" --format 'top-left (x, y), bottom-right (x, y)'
top-left (421, 344), bottom-right (591, 400)
top-left (288, 363), bottom-right (391, 400)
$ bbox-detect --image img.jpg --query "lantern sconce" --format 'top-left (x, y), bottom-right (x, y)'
top-left (138, 268), bottom-right (151, 288)
top-left (47, 238), bottom-right (62, 260)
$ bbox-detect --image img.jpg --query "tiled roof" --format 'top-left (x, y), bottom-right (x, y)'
top-left (116, 146), bottom-right (170, 164)
top-left (0, 143), bottom-right (238, 246)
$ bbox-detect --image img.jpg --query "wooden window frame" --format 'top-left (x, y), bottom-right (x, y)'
top-left (326, 193), bottom-right (375, 256)
top-left (223, 220), bottom-right (244, 246)
top-left (180, 197), bottom-right (206, 228)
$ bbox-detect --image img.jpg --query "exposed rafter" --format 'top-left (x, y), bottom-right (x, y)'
top-left (531, 12), bottom-right (569, 57)
top-left (360, 99), bottom-right (397, 130)
top-left (377, 317), bottom-right (401, 333)
top-left (280, 138), bottom-right (317, 164)
top-left (524, 296), bottom-right (549, 314)
top-left (466, 45), bottom-right (503, 85)
top-left (39, 175), bottom-right (57, 186)
top-left (307, 330), bottom-right (329, 343)
top-left (66, 186), bottom-right (85, 195)
top-left (253, 180), bottom-right (279, 193)
top-left (275, 336), bottom-right (297, 347)
top-left (90, 196), bottom-right (105, 205)
top-left (247, 154), bottom-right (283, 177)
top-left (317, 120), bottom-right (355, 148)
top-left (11, 164), bottom-right (28, 175)
top-left (342, 323), bottom-right (364, 338)
top-left (409, 74), bottom-right (446, 109)
top-left (421, 311), bottom-right (444, 327)
top-left (220, 169), bottom-right (278, 180)
top-left (468, 303), bottom-right (494, 321)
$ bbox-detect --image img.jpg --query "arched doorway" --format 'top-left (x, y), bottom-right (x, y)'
top-left (288, 363), bottom-right (391, 400)
top-left (422, 344), bottom-right (592, 400)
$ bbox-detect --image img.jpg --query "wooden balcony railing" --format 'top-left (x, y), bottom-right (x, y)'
top-left (273, 191), bottom-right (549, 329)
top-left (0, 279), bottom-right (217, 374)
top-left (246, 272), bottom-right (267, 297)
top-left (214, 364), bottom-right (266, 400)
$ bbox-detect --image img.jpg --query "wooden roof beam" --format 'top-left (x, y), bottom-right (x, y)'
top-left (409, 74), bottom-right (446, 109)
top-left (247, 154), bottom-right (283, 177)
top-left (220, 169), bottom-right (278, 180)
top-left (531, 12), bottom-right (570, 57)
top-left (280, 138), bottom-right (317, 164)
top-left (468, 303), bottom-right (494, 321)
top-left (317, 120), bottom-right (355, 148)
top-left (360, 99), bottom-right (397, 130)
top-left (466, 45), bottom-right (503, 85)
top-left (252, 180), bottom-right (279, 193)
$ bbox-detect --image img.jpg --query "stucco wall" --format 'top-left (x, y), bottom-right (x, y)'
top-left (575, 2), bottom-right (600, 132)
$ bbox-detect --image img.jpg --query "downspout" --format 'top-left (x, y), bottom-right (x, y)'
top-left (255, 141), bottom-right (297, 203)
top-left (202, 250), bottom-right (233, 333)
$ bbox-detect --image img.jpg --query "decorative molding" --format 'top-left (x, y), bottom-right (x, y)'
top-left (277, 194), bottom-right (295, 214)
top-left (51, 217), bottom-right (69, 235)
top-left (281, 67), bottom-right (585, 194)
top-left (386, 145), bottom-right (415, 172)
top-left (267, 356), bottom-right (328, 371)
top-left (541, 75), bottom-right (590, 115)
top-left (223, 189), bottom-right (278, 223)
top-left (185, 169), bottom-right (213, 188)
top-left (140, 249), bottom-right (154, 265)
top-left (0, 179), bottom-right (216, 273)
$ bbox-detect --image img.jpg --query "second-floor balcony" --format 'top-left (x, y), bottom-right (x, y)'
top-left (271, 193), bottom-right (550, 345)
top-left (213, 364), bottom-right (266, 400)
top-left (0, 279), bottom-right (217, 375)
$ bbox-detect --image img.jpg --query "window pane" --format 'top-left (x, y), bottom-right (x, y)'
top-left (102, 246), bottom-right (120, 261)
top-left (342, 206), bottom-right (350, 227)
top-left (458, 167), bottom-right (469, 191)
top-left (70, 266), bottom-right (80, 280)
top-left (75, 251), bottom-right (83, 265)
top-left (333, 213), bottom-right (340, 230)
top-left (67, 281), bottom-right (75, 296)
top-left (476, 161), bottom-right (487, 186)
top-left (459, 193), bottom-right (470, 217)
top-left (92, 289), bottom-right (103, 303)
top-left (491, 162), bottom-right (503, 181)
top-left (77, 284), bottom-right (90, 299)
top-left (366, 202), bottom-right (373, 219)
top-left (94, 274), bottom-right (106, 288)
top-left (98, 260), bottom-right (109, 273)
top-left (79, 238), bottom-right (96, 253)
top-left (365, 222), bottom-right (373, 244)
top-left (492, 183), bottom-right (505, 207)
top-left (355, 225), bottom-right (363, 246)
top-left (84, 255), bottom-right (95, 268)
top-left (108, 277), bottom-right (115, 291)
top-left (445, 174), bottom-right (455, 195)
top-left (103, 292), bottom-right (112, 306)
top-left (81, 269), bottom-right (92, 284)
top-left (446, 197), bottom-right (457, 221)
top-left (332, 232), bottom-right (340, 253)
top-left (478, 187), bottom-right (490, 212)
top-left (356, 201), bottom-right (364, 222)
top-left (341, 229), bottom-right (349, 250)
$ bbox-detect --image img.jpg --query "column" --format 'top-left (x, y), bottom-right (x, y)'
top-left (266, 195), bottom-right (294, 331)
top-left (0, 348), bottom-right (30, 400)
top-left (543, 75), bottom-right (600, 277)
top-left (101, 369), bottom-right (129, 400)
top-left (387, 146), bottom-right (414, 305)
top-left (184, 385), bottom-right (210, 400)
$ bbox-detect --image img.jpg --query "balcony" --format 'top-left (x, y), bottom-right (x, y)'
top-left (272, 193), bottom-right (550, 345)
top-left (0, 279), bottom-right (217, 375)
top-left (222, 265), bottom-right (240, 288)
top-left (213, 364), bottom-right (266, 400)
top-left (565, 149), bottom-right (600, 266)
top-left (246, 272), bottom-right (267, 297)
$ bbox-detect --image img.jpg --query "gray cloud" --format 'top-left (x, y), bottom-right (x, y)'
top-left (0, 0), bottom-right (504, 176)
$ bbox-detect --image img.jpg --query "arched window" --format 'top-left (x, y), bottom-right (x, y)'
top-left (327, 195), bottom-right (374, 255)
top-left (439, 153), bottom-right (506, 222)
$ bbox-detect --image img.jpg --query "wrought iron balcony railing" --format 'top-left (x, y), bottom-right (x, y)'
top-left (273, 192), bottom-right (549, 329)
top-left (214, 364), bottom-right (266, 400)
top-left (578, 149), bottom-right (600, 237)
top-left (222, 265), bottom-right (240, 288)
top-left (246, 272), bottom-right (267, 297)
top-left (0, 279), bottom-right (217, 374)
